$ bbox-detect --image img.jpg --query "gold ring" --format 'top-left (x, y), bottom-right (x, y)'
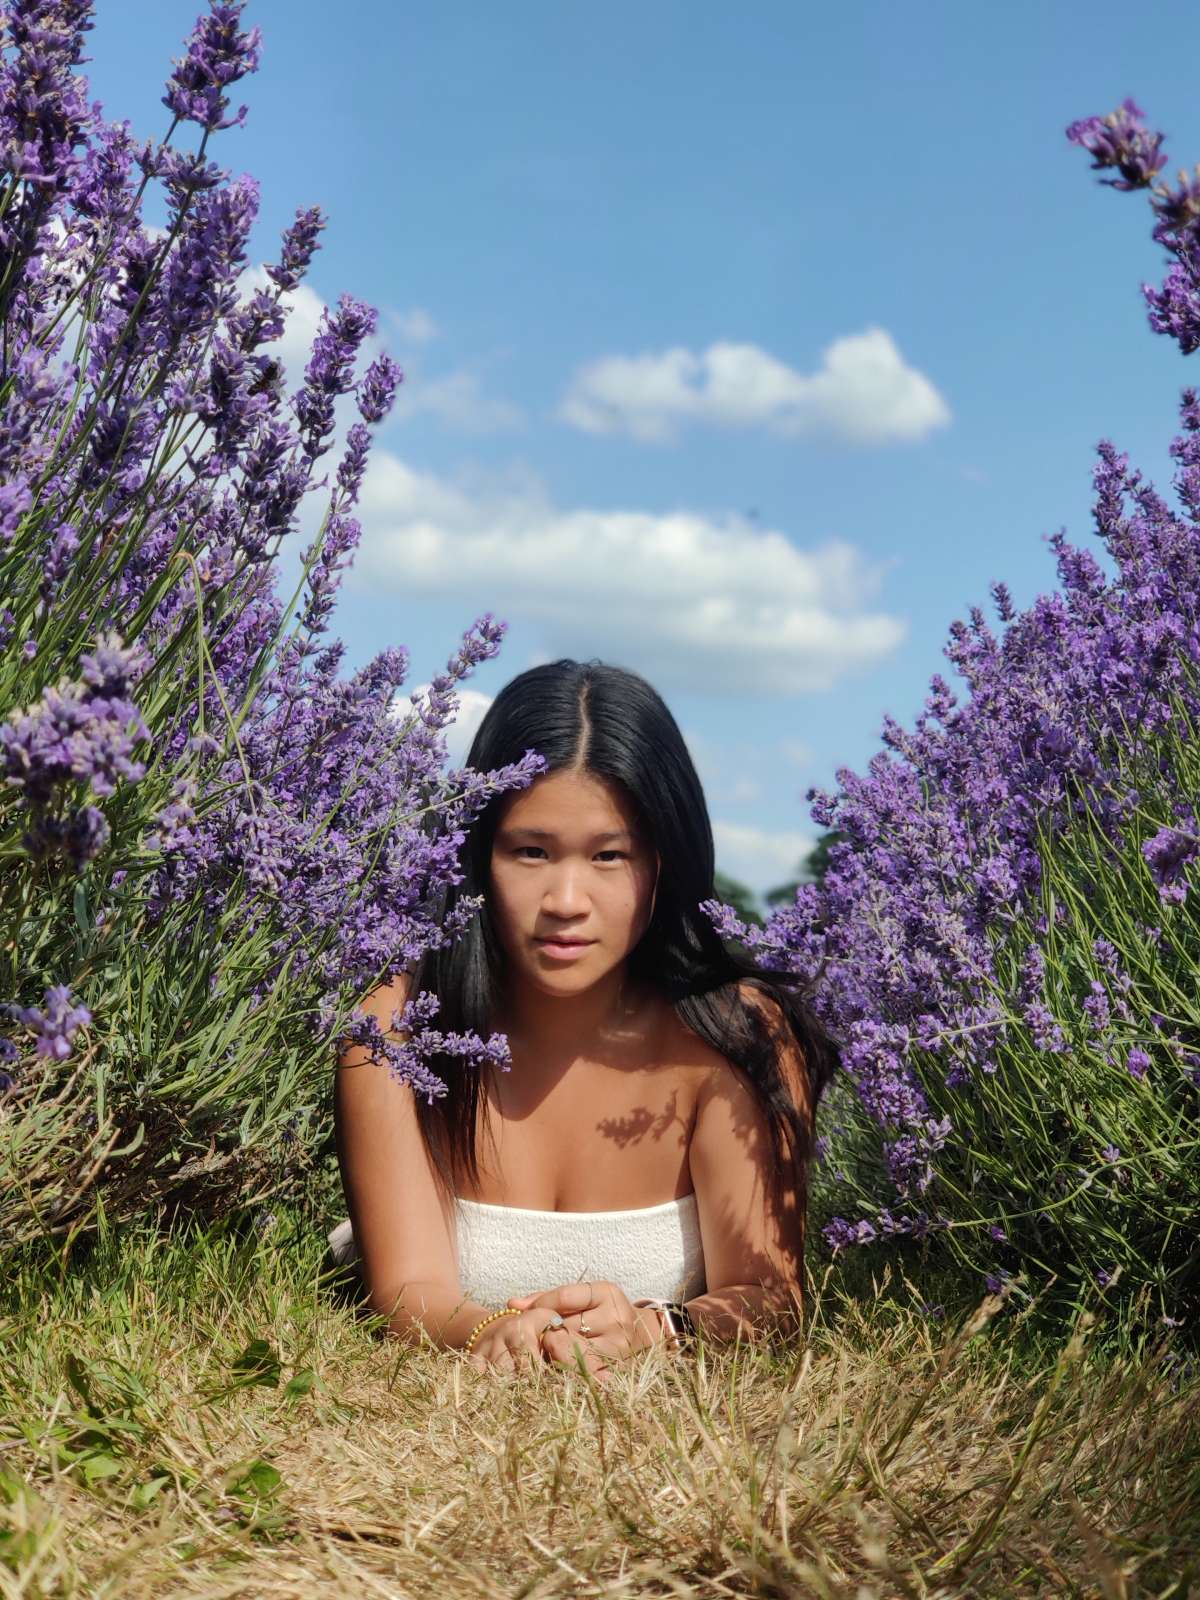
top-left (538, 1312), bottom-right (565, 1346)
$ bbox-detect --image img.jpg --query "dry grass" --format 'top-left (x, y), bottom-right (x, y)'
top-left (1, 1218), bottom-right (1197, 1599)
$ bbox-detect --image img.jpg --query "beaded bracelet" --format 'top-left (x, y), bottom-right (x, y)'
top-left (463, 1307), bottom-right (518, 1354)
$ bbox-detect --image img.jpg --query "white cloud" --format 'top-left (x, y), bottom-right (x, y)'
top-left (168, 264), bottom-right (516, 443)
top-left (396, 684), bottom-right (495, 766)
top-left (389, 306), bottom-right (440, 344)
top-left (352, 452), bottom-right (906, 697)
top-left (711, 821), bottom-right (814, 896)
top-left (236, 265), bottom-right (338, 387)
top-left (778, 737), bottom-right (813, 771)
top-left (559, 328), bottom-right (950, 445)
top-left (390, 369), bottom-right (523, 433)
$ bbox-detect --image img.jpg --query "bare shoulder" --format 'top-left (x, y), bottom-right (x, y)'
top-left (336, 970), bottom-right (413, 1069)
top-left (682, 981), bottom-right (808, 1291)
top-left (664, 979), bottom-right (810, 1117)
top-left (655, 991), bottom-right (732, 1076)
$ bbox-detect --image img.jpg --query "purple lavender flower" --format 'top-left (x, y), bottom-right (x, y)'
top-left (334, 422), bottom-right (372, 506)
top-left (356, 352), bottom-right (403, 424)
top-left (0, 0), bottom-right (95, 203)
top-left (1023, 1001), bottom-right (1066, 1055)
top-left (0, 478), bottom-right (33, 544)
top-left (1141, 826), bottom-right (1198, 903)
top-left (734, 112), bottom-right (1200, 1312)
top-left (1, 675), bottom-right (149, 806)
top-left (1083, 981), bottom-right (1111, 1038)
top-left (1066, 98), bottom-right (1166, 191)
top-left (1, 8), bottom-right (524, 1173)
top-left (9, 985), bottom-right (92, 1061)
top-left (293, 293), bottom-right (379, 461)
top-left (162, 1), bottom-right (262, 133)
top-left (822, 1216), bottom-right (859, 1254)
top-left (265, 204), bottom-right (326, 293)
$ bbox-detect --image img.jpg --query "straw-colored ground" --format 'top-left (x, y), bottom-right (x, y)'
top-left (1, 1215), bottom-right (1197, 1599)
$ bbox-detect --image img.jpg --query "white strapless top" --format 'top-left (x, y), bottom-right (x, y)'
top-left (327, 1193), bottom-right (707, 1307)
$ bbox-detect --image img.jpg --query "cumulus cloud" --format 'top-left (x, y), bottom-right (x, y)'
top-left (352, 452), bottom-right (906, 697)
top-left (777, 736), bottom-right (813, 771)
top-left (390, 306), bottom-right (440, 344)
top-left (236, 265), bottom-right (337, 386)
top-left (395, 685), bottom-right (494, 766)
top-left (390, 369), bottom-right (523, 433)
top-left (232, 277), bottom-right (516, 435)
top-left (711, 821), bottom-right (815, 896)
top-left (559, 328), bottom-right (950, 445)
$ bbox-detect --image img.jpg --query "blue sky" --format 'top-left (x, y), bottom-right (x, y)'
top-left (87, 0), bottom-right (1200, 894)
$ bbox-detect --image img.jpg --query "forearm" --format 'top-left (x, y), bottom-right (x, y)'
top-left (370, 1278), bottom-right (495, 1350)
top-left (684, 1280), bottom-right (805, 1342)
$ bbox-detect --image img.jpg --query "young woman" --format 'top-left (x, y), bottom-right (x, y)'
top-left (330, 659), bottom-right (838, 1379)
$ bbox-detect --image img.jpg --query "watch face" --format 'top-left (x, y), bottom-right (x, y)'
top-left (664, 1303), bottom-right (695, 1340)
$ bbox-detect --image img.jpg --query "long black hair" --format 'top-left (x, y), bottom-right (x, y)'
top-left (410, 659), bottom-right (839, 1258)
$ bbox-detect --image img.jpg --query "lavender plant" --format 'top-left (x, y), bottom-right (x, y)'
top-left (708, 98), bottom-right (1200, 1327)
top-left (0, 0), bottom-right (541, 1244)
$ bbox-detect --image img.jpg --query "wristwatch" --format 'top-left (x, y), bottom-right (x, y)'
top-left (634, 1297), bottom-right (698, 1350)
top-left (661, 1301), bottom-right (698, 1346)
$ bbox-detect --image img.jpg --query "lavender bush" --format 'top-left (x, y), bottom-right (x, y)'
top-left (0, 0), bottom-right (541, 1245)
top-left (709, 98), bottom-right (1200, 1327)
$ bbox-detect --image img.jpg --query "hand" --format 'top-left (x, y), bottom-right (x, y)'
top-left (505, 1280), bottom-right (665, 1375)
top-left (464, 1307), bottom-right (570, 1377)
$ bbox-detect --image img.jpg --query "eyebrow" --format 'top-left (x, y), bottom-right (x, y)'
top-left (499, 828), bottom-right (634, 844)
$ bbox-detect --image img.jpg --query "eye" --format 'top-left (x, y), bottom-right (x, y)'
top-left (515, 846), bottom-right (546, 859)
top-left (595, 851), bottom-right (627, 862)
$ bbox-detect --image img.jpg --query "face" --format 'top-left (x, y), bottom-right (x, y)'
top-left (488, 767), bottom-right (659, 996)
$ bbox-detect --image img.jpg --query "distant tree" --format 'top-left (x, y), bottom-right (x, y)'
top-left (764, 830), bottom-right (845, 906)
top-left (713, 870), bottom-right (765, 928)
top-left (802, 830), bottom-right (844, 886)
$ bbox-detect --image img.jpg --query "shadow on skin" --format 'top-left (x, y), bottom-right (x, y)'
top-left (597, 1088), bottom-right (688, 1150)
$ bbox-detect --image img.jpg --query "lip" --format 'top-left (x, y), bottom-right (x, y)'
top-left (534, 937), bottom-right (595, 961)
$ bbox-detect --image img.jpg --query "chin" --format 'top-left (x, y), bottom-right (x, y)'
top-left (526, 958), bottom-right (613, 992)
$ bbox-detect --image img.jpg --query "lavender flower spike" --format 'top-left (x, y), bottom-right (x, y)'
top-left (1065, 97), bottom-right (1166, 191)
top-left (163, 1), bottom-right (263, 133)
top-left (8, 986), bottom-right (92, 1062)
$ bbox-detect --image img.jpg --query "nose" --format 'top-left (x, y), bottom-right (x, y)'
top-left (541, 860), bottom-right (590, 918)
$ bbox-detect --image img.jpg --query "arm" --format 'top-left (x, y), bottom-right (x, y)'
top-left (684, 984), bottom-right (811, 1342)
top-left (333, 974), bottom-right (493, 1349)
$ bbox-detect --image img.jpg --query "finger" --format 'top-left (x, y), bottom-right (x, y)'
top-left (531, 1283), bottom-right (608, 1316)
top-left (516, 1338), bottom-right (545, 1371)
top-left (538, 1282), bottom-right (603, 1317)
top-left (542, 1327), bottom-right (609, 1379)
top-left (506, 1293), bottom-right (537, 1309)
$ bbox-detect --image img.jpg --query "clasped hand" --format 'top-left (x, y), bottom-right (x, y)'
top-left (463, 1279), bottom-right (665, 1381)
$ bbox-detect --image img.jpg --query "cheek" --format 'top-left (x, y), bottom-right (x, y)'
top-left (488, 862), bottom-right (546, 945)
top-left (619, 863), bottom-right (656, 925)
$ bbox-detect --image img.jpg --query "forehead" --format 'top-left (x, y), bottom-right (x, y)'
top-left (495, 769), bottom-right (643, 838)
